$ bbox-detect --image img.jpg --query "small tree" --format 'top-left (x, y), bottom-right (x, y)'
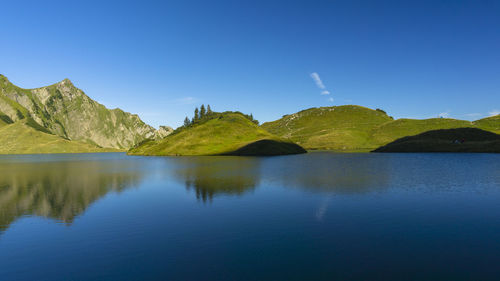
top-left (207, 104), bottom-right (212, 115)
top-left (200, 104), bottom-right (206, 118)
top-left (183, 116), bottom-right (191, 127)
top-left (194, 107), bottom-right (199, 122)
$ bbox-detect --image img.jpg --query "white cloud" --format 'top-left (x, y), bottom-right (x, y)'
top-left (175, 97), bottom-right (199, 105)
top-left (464, 113), bottom-right (482, 117)
top-left (310, 72), bottom-right (326, 89)
top-left (489, 110), bottom-right (500, 116)
top-left (328, 97), bottom-right (334, 102)
top-left (438, 112), bottom-right (450, 118)
top-left (321, 90), bottom-right (330, 95)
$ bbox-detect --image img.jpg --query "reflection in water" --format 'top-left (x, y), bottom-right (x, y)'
top-left (263, 153), bottom-right (391, 194)
top-left (173, 156), bottom-right (261, 202)
top-left (0, 159), bottom-right (143, 232)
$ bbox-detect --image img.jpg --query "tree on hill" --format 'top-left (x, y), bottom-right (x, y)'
top-left (184, 117), bottom-right (191, 127)
top-left (200, 104), bottom-right (206, 118)
top-left (207, 104), bottom-right (212, 115)
top-left (193, 107), bottom-right (199, 122)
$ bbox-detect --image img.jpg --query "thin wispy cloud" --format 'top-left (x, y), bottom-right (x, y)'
top-left (175, 97), bottom-right (199, 105)
top-left (310, 72), bottom-right (326, 89)
top-left (489, 109), bottom-right (500, 116)
top-left (464, 113), bottom-right (482, 117)
top-left (438, 112), bottom-right (450, 118)
top-left (310, 72), bottom-right (333, 103)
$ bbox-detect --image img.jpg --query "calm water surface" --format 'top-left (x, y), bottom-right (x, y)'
top-left (0, 152), bottom-right (499, 280)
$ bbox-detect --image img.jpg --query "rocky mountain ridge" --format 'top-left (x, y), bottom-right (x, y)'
top-left (0, 75), bottom-right (170, 149)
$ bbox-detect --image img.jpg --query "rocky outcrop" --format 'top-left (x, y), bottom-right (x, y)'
top-left (155, 125), bottom-right (173, 139)
top-left (0, 75), bottom-right (161, 149)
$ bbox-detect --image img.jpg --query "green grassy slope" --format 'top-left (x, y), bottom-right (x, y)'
top-left (262, 106), bottom-right (500, 151)
top-left (370, 118), bottom-right (475, 147)
top-left (129, 112), bottom-right (305, 156)
top-left (261, 105), bottom-right (394, 151)
top-left (474, 115), bottom-right (500, 134)
top-left (0, 120), bottom-right (118, 154)
top-left (373, 128), bottom-right (500, 153)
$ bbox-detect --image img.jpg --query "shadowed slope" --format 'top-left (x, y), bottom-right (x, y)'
top-left (373, 128), bottom-right (500, 153)
top-left (223, 139), bottom-right (306, 156)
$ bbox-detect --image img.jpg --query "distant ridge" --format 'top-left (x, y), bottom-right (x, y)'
top-left (0, 75), bottom-right (171, 150)
top-left (262, 105), bottom-right (500, 151)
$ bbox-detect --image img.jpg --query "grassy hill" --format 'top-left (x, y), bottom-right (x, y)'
top-left (370, 118), bottom-right (475, 147)
top-left (261, 105), bottom-right (394, 151)
top-left (0, 119), bottom-right (118, 154)
top-left (373, 128), bottom-right (500, 153)
top-left (262, 105), bottom-right (500, 151)
top-left (129, 112), bottom-right (306, 156)
top-left (473, 115), bottom-right (500, 134)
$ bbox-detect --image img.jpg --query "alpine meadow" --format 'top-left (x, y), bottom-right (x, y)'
top-left (1, 1), bottom-right (500, 281)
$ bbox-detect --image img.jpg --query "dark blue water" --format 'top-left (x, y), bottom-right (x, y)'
top-left (0, 152), bottom-right (499, 281)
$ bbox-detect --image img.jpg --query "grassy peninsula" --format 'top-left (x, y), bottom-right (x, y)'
top-left (129, 110), bottom-right (306, 156)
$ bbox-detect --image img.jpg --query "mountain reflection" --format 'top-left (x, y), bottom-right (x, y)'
top-left (173, 157), bottom-right (261, 202)
top-left (262, 153), bottom-right (391, 194)
top-left (0, 159), bottom-right (143, 232)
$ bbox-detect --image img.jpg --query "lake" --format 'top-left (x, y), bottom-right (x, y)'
top-left (0, 152), bottom-right (499, 280)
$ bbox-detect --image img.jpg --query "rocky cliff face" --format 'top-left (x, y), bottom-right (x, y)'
top-left (156, 125), bottom-right (174, 139)
top-left (0, 75), bottom-right (164, 149)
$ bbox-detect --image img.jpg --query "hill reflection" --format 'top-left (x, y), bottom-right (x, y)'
top-left (173, 156), bottom-right (261, 202)
top-left (262, 153), bottom-right (391, 194)
top-left (0, 159), bottom-right (143, 232)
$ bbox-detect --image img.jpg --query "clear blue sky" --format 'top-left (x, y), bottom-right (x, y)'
top-left (1, 0), bottom-right (499, 128)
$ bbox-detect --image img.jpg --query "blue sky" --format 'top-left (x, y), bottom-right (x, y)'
top-left (1, 0), bottom-right (499, 128)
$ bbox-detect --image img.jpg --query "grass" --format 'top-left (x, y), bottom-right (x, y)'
top-left (373, 128), bottom-right (500, 153)
top-left (0, 120), bottom-right (120, 154)
top-left (128, 112), bottom-right (306, 156)
top-left (370, 118), bottom-right (475, 147)
top-left (261, 105), bottom-right (394, 151)
top-left (262, 105), bottom-right (500, 151)
top-left (473, 115), bottom-right (500, 134)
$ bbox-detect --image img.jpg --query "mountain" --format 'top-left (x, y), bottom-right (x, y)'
top-left (0, 118), bottom-right (118, 154)
top-left (129, 112), bottom-right (306, 156)
top-left (373, 128), bottom-right (500, 153)
top-left (0, 75), bottom-right (166, 149)
top-left (262, 105), bottom-right (500, 151)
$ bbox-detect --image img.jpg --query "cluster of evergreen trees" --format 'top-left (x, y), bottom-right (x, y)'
top-left (183, 104), bottom-right (213, 127)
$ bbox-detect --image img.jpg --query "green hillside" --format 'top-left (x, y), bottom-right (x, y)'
top-left (0, 74), bottom-right (166, 149)
top-left (262, 105), bottom-right (500, 151)
top-left (129, 112), bottom-right (306, 156)
top-left (474, 115), bottom-right (500, 134)
top-left (370, 118), bottom-right (475, 147)
top-left (373, 128), bottom-right (500, 153)
top-left (0, 119), bottom-right (118, 154)
top-left (261, 105), bottom-right (394, 151)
